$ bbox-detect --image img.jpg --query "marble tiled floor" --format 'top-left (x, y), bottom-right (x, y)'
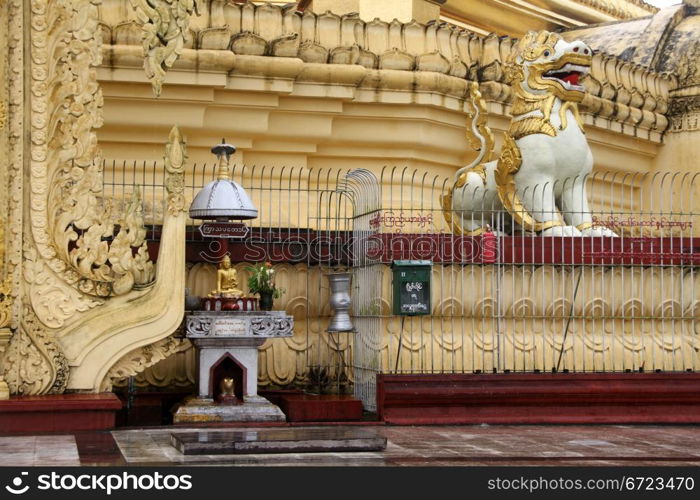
top-left (0, 435), bottom-right (81, 466)
top-left (2, 425), bottom-right (700, 466)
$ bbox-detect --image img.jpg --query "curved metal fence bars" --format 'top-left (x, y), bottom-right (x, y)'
top-left (103, 162), bottom-right (700, 411)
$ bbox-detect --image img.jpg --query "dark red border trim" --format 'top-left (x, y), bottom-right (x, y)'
top-left (377, 373), bottom-right (700, 425)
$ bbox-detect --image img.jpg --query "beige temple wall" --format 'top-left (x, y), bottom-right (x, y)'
top-left (95, 0), bottom-right (672, 217)
top-left (2, 0), bottom-right (697, 397)
top-left (121, 260), bottom-right (700, 392)
top-left (94, 1), bottom-right (695, 392)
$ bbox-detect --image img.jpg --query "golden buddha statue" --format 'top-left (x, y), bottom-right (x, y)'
top-left (220, 377), bottom-right (235, 396)
top-left (218, 376), bottom-right (239, 404)
top-left (210, 255), bottom-right (244, 298)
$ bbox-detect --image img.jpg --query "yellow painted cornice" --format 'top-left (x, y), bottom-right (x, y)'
top-left (440, 0), bottom-right (658, 36)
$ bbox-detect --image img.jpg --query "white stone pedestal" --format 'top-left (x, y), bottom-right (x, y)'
top-left (173, 311), bottom-right (293, 423)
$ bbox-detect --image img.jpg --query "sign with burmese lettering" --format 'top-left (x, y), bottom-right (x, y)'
top-left (199, 222), bottom-right (249, 239)
top-left (211, 318), bottom-right (247, 336)
top-left (392, 260), bottom-right (431, 316)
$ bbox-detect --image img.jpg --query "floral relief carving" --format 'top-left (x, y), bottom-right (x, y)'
top-left (129, 0), bottom-right (201, 96)
top-left (100, 334), bottom-right (191, 392)
top-left (96, 2), bottom-right (673, 140)
top-left (24, 246), bottom-right (102, 329)
top-left (0, 279), bottom-right (10, 331)
top-left (0, 101), bottom-right (6, 131)
top-left (4, 0), bottom-right (23, 337)
top-left (5, 0), bottom-right (169, 395)
top-left (31, 0), bottom-right (155, 302)
top-left (2, 305), bottom-right (69, 395)
top-left (164, 125), bottom-right (187, 214)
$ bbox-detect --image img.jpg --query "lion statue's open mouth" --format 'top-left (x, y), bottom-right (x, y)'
top-left (527, 48), bottom-right (592, 102)
top-left (542, 63), bottom-right (588, 91)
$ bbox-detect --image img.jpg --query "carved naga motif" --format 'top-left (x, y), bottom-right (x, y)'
top-left (129, 0), bottom-right (201, 96)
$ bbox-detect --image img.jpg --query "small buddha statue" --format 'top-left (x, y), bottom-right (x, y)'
top-left (210, 255), bottom-right (243, 299)
top-left (220, 377), bottom-right (235, 396)
top-left (218, 376), bottom-right (238, 404)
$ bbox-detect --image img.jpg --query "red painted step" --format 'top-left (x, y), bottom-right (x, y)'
top-left (275, 394), bottom-right (364, 422)
top-left (0, 393), bottom-right (122, 434)
top-left (377, 372), bottom-right (700, 425)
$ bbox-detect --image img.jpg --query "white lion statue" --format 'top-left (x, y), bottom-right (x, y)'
top-left (442, 30), bottom-right (616, 237)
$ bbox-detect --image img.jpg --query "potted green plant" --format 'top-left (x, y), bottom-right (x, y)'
top-left (246, 262), bottom-right (284, 311)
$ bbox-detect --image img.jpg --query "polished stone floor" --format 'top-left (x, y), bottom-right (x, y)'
top-left (1, 425), bottom-right (699, 466)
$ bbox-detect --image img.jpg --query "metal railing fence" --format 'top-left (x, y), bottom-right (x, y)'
top-left (103, 161), bottom-right (700, 410)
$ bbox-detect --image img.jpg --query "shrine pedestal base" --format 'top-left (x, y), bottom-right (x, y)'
top-left (173, 395), bottom-right (286, 423)
top-left (174, 311), bottom-right (294, 424)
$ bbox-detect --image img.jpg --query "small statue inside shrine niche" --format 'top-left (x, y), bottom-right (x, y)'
top-left (218, 377), bottom-right (239, 405)
top-left (210, 255), bottom-right (243, 299)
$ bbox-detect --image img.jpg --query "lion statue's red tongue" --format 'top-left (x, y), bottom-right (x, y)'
top-left (562, 72), bottom-right (580, 86)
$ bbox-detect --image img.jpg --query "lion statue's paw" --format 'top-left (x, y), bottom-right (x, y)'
top-left (541, 225), bottom-right (583, 237)
top-left (581, 226), bottom-right (618, 237)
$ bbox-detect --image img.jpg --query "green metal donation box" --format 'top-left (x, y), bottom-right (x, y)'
top-left (392, 260), bottom-right (432, 316)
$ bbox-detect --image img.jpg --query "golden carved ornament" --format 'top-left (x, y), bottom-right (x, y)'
top-left (525, 54), bottom-right (592, 104)
top-left (164, 125), bottom-right (187, 214)
top-left (504, 30), bottom-right (591, 142)
top-left (495, 133), bottom-right (563, 233)
top-left (28, 0), bottom-right (156, 299)
top-left (2, 305), bottom-right (69, 395)
top-left (517, 31), bottom-right (560, 63)
top-left (100, 335), bottom-right (191, 392)
top-left (440, 82), bottom-right (495, 236)
top-left (558, 101), bottom-right (585, 133)
top-left (0, 277), bottom-right (11, 329)
top-left (0, 100), bottom-right (6, 131)
top-left (5, 0), bottom-right (23, 334)
top-left (8, 0), bottom-right (172, 397)
top-left (509, 31), bottom-right (592, 104)
top-left (129, 0), bottom-right (201, 97)
top-left (464, 82), bottom-right (494, 165)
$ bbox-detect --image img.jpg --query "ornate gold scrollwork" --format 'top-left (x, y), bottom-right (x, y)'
top-left (100, 335), bottom-right (191, 392)
top-left (0, 101), bottom-right (6, 131)
top-left (165, 126), bottom-right (187, 215)
top-left (0, 277), bottom-right (11, 330)
top-left (30, 0), bottom-right (155, 299)
top-left (495, 133), bottom-right (563, 233)
top-left (464, 82), bottom-right (495, 164)
top-left (441, 82), bottom-right (495, 236)
top-left (129, 0), bottom-right (201, 97)
top-left (4, 0), bottom-right (168, 396)
top-left (0, 278), bottom-right (11, 399)
top-left (559, 100), bottom-right (585, 132)
top-left (3, 304), bottom-right (70, 395)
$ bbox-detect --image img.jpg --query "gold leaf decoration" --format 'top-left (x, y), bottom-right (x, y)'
top-left (495, 134), bottom-right (562, 233)
top-left (30, 0), bottom-right (155, 298)
top-left (164, 125), bottom-right (187, 215)
top-left (2, 305), bottom-right (69, 395)
top-left (100, 334), bottom-right (191, 392)
top-left (129, 0), bottom-right (201, 97)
